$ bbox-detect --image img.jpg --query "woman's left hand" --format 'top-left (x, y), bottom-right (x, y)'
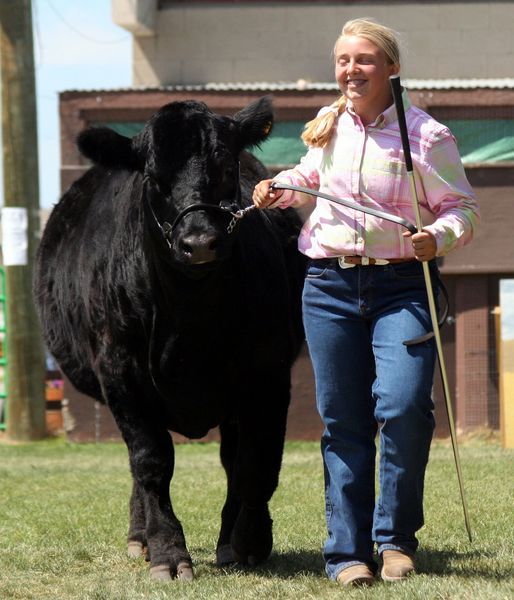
top-left (402, 230), bottom-right (437, 261)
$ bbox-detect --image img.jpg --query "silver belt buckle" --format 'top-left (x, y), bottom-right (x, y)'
top-left (338, 256), bottom-right (356, 269)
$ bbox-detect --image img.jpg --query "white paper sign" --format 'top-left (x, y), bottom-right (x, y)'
top-left (1, 207), bottom-right (28, 266)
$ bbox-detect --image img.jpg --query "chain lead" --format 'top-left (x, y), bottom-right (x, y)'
top-left (227, 205), bottom-right (256, 234)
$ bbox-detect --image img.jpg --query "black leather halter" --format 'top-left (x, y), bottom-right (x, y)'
top-left (143, 162), bottom-right (251, 249)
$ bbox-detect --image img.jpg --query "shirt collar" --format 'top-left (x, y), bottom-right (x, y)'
top-left (345, 88), bottom-right (411, 129)
top-left (381, 88), bottom-right (411, 127)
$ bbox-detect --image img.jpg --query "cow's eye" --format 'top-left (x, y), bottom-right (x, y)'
top-left (223, 165), bottom-right (235, 179)
top-left (147, 173), bottom-right (171, 193)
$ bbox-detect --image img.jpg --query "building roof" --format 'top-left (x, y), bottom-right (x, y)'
top-left (62, 78), bottom-right (514, 94)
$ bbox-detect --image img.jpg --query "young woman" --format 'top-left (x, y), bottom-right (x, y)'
top-left (253, 18), bottom-right (479, 587)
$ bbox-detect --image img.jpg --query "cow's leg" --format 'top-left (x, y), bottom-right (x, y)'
top-left (127, 481), bottom-right (147, 558)
top-left (216, 420), bottom-right (241, 565)
top-left (123, 422), bottom-right (193, 581)
top-left (99, 370), bottom-right (193, 581)
top-left (229, 369), bottom-right (290, 565)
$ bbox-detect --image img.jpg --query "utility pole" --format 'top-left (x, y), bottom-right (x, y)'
top-left (0, 0), bottom-right (46, 440)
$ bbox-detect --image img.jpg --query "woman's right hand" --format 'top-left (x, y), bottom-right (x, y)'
top-left (252, 179), bottom-right (284, 209)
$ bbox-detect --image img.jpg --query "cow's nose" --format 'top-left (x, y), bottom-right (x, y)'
top-left (180, 234), bottom-right (219, 263)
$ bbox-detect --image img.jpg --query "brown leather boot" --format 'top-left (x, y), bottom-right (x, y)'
top-left (336, 564), bottom-right (375, 586)
top-left (381, 550), bottom-right (415, 582)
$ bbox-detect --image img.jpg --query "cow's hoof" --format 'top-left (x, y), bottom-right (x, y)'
top-left (150, 564), bottom-right (172, 582)
top-left (232, 551), bottom-right (261, 567)
top-left (176, 561), bottom-right (194, 581)
top-left (127, 541), bottom-right (144, 558)
top-left (216, 544), bottom-right (236, 566)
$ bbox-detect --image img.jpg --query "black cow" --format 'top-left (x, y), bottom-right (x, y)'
top-left (34, 97), bottom-right (306, 581)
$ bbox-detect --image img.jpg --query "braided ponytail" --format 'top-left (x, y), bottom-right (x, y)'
top-left (301, 95), bottom-right (346, 148)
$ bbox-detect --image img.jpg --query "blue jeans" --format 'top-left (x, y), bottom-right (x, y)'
top-left (302, 259), bottom-right (436, 580)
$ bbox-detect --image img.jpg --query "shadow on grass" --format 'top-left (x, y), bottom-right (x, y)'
top-left (416, 547), bottom-right (508, 579)
top-left (216, 549), bottom-right (325, 578)
top-left (214, 547), bottom-right (509, 581)
top-left (265, 549), bottom-right (326, 577)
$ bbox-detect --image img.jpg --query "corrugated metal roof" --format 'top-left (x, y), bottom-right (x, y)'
top-left (405, 78), bottom-right (514, 90)
top-left (62, 78), bottom-right (514, 94)
top-left (202, 78), bottom-right (514, 91)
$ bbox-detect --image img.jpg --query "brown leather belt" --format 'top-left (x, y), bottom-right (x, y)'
top-left (311, 256), bottom-right (416, 269)
top-left (341, 256), bottom-right (416, 266)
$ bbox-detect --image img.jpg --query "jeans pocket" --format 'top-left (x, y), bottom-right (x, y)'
top-left (306, 265), bottom-right (330, 279)
top-left (388, 261), bottom-right (425, 281)
top-left (306, 258), bottom-right (335, 280)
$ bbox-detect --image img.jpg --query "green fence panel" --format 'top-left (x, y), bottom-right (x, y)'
top-left (442, 119), bottom-right (514, 164)
top-left (95, 117), bottom-right (514, 170)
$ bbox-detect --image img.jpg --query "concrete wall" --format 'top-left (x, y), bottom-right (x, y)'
top-left (112, 1), bottom-right (514, 86)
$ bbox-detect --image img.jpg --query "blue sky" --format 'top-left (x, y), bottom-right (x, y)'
top-left (28, 0), bottom-right (131, 209)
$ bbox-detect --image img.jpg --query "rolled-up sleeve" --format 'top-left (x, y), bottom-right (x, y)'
top-left (420, 129), bottom-right (480, 256)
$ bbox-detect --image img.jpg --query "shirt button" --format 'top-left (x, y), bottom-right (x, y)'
top-left (357, 237), bottom-right (363, 244)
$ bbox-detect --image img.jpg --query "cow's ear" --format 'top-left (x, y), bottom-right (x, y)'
top-left (77, 127), bottom-right (139, 170)
top-left (234, 96), bottom-right (274, 148)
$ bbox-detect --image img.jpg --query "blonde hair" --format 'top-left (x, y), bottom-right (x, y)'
top-left (301, 18), bottom-right (401, 148)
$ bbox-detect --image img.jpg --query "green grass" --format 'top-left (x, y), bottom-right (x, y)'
top-left (0, 437), bottom-right (512, 599)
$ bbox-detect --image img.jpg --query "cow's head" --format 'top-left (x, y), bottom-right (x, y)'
top-left (78, 97), bottom-right (273, 274)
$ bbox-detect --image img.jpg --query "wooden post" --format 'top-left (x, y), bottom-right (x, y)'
top-left (496, 303), bottom-right (514, 449)
top-left (0, 0), bottom-right (46, 440)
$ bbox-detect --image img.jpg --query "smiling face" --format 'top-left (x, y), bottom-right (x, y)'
top-left (335, 35), bottom-right (399, 124)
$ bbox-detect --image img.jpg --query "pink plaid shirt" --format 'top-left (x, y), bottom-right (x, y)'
top-left (275, 90), bottom-right (479, 259)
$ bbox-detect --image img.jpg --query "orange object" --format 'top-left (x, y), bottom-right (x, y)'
top-left (46, 409), bottom-right (63, 434)
top-left (45, 387), bottom-right (63, 401)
